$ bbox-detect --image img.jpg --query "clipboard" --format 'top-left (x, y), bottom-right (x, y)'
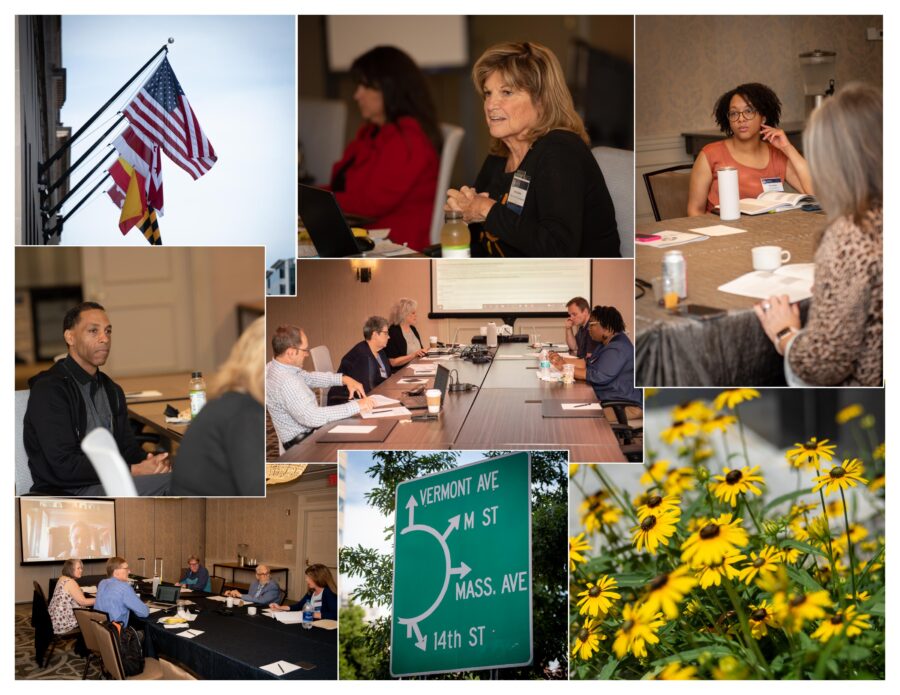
top-left (318, 419), bottom-right (398, 443)
top-left (541, 400), bottom-right (606, 419)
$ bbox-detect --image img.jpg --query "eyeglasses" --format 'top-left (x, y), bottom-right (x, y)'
top-left (117, 565), bottom-right (130, 572)
top-left (727, 107), bottom-right (758, 122)
top-left (189, 562), bottom-right (200, 567)
top-left (256, 571), bottom-right (269, 576)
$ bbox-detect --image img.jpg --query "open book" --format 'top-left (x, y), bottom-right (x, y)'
top-left (738, 191), bottom-right (816, 216)
top-left (717, 263), bottom-right (815, 303)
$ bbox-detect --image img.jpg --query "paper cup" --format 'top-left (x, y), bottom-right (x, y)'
top-left (226, 597), bottom-right (234, 608)
top-left (247, 606), bottom-right (257, 616)
top-left (429, 336), bottom-right (438, 347)
top-left (426, 389), bottom-right (442, 413)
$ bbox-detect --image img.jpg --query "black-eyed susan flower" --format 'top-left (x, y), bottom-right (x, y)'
top-left (835, 403), bottom-right (863, 425)
top-left (652, 662), bottom-right (698, 680)
top-left (702, 413), bottom-right (737, 434)
top-left (642, 566), bottom-right (697, 619)
top-left (813, 458), bottom-right (868, 496)
top-left (576, 575), bottom-right (621, 617)
top-left (612, 603), bottom-right (665, 659)
top-left (672, 400), bottom-right (714, 422)
top-left (711, 655), bottom-right (749, 680)
top-left (774, 590), bottom-right (832, 632)
top-left (785, 437), bottom-right (837, 471)
top-left (845, 590), bottom-right (871, 603)
top-left (824, 499), bottom-right (845, 517)
top-left (748, 599), bottom-right (780, 639)
top-left (579, 491), bottom-right (622, 533)
top-left (663, 466), bottom-right (696, 496)
top-left (681, 513), bottom-right (749, 566)
top-left (571, 617), bottom-right (605, 660)
top-left (710, 465), bottom-right (766, 506)
top-left (632, 511), bottom-right (679, 555)
top-left (811, 605), bottom-right (872, 643)
top-left (694, 551), bottom-right (745, 589)
top-left (640, 460), bottom-right (668, 488)
top-left (737, 545), bottom-right (783, 585)
top-left (713, 389), bottom-right (760, 411)
top-left (873, 442), bottom-right (885, 461)
top-left (869, 473), bottom-right (885, 492)
top-left (569, 533), bottom-right (591, 571)
top-left (661, 420), bottom-right (701, 445)
top-left (636, 493), bottom-right (681, 522)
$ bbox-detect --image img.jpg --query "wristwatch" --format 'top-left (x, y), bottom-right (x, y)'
top-left (775, 326), bottom-right (798, 356)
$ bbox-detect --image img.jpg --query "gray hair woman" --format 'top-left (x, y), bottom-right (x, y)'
top-left (754, 83), bottom-right (882, 385)
top-left (48, 558), bottom-right (95, 635)
top-left (328, 316), bottom-right (393, 404)
top-left (386, 298), bottom-right (428, 367)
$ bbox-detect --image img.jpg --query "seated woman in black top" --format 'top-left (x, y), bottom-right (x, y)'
top-left (328, 316), bottom-right (392, 404)
top-left (268, 564), bottom-right (338, 621)
top-left (446, 41), bottom-right (620, 258)
top-left (385, 298), bottom-right (428, 368)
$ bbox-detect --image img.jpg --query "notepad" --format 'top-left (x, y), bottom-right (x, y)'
top-left (561, 403), bottom-right (602, 411)
top-left (689, 224), bottom-right (747, 237)
top-left (329, 425), bottom-right (377, 435)
top-left (360, 406), bottom-right (411, 419)
top-left (368, 395), bottom-right (400, 407)
top-left (176, 629), bottom-right (204, 639)
top-left (718, 264), bottom-right (814, 303)
top-left (261, 660), bottom-right (301, 676)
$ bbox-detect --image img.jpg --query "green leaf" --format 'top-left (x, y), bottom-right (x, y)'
top-left (763, 487), bottom-right (814, 513)
top-left (597, 656), bottom-right (619, 679)
top-left (650, 644), bottom-right (733, 666)
top-left (786, 565), bottom-right (825, 592)
top-left (843, 645), bottom-right (872, 661)
top-left (612, 573), bottom-right (655, 587)
top-left (781, 538), bottom-right (829, 559)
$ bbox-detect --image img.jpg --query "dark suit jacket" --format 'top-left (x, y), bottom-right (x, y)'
top-left (327, 341), bottom-right (392, 404)
top-left (385, 323), bottom-right (423, 359)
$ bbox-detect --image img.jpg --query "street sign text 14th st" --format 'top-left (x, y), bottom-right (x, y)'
top-left (390, 452), bottom-right (532, 677)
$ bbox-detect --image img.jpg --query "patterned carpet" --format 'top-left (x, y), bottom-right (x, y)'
top-left (15, 604), bottom-right (102, 680)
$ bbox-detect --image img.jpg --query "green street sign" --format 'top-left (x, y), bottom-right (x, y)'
top-left (390, 452), bottom-right (532, 677)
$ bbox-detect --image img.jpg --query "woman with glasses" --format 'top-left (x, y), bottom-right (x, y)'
top-left (687, 82), bottom-right (813, 216)
top-left (328, 316), bottom-right (393, 404)
top-left (268, 564), bottom-right (338, 621)
top-left (176, 555), bottom-right (211, 593)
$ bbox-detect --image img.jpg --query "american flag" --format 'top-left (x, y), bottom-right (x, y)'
top-left (112, 126), bottom-right (164, 213)
top-left (123, 57), bottom-right (216, 180)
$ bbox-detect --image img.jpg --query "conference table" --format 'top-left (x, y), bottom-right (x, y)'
top-left (279, 342), bottom-right (626, 463)
top-left (634, 209), bottom-right (823, 386)
top-left (119, 372), bottom-right (194, 443)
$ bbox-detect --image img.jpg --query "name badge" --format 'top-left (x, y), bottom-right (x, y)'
top-left (760, 177), bottom-right (784, 193)
top-left (506, 170), bottom-right (531, 214)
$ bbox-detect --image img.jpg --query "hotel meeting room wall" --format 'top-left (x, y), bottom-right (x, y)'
top-left (634, 14), bottom-right (883, 226)
top-left (298, 14), bottom-right (633, 187)
top-left (266, 259), bottom-right (635, 363)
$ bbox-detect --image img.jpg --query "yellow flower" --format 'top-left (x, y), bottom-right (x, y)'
top-left (572, 617), bottom-right (605, 660)
top-left (860, 414), bottom-right (876, 429)
top-left (569, 533), bottom-right (591, 571)
top-left (681, 513), bottom-right (749, 566)
top-left (869, 473), bottom-right (885, 492)
top-left (774, 590), bottom-right (832, 632)
top-left (824, 499), bottom-right (845, 517)
top-left (694, 552), bottom-right (745, 589)
top-left (703, 413), bottom-right (737, 434)
top-left (653, 662), bottom-right (698, 680)
top-left (811, 605), bottom-right (872, 643)
top-left (640, 461), bottom-right (668, 488)
top-left (813, 458), bottom-right (868, 496)
top-left (645, 387), bottom-right (659, 398)
top-left (579, 491), bottom-right (622, 533)
top-left (632, 511), bottom-right (679, 555)
top-left (612, 603), bottom-right (665, 659)
top-left (576, 575), bottom-right (621, 617)
top-left (661, 420), bottom-right (700, 445)
top-left (710, 465), bottom-right (766, 506)
top-left (846, 590), bottom-right (870, 603)
top-left (785, 437), bottom-right (837, 471)
top-left (642, 566), bottom-right (697, 619)
top-left (738, 546), bottom-right (783, 585)
top-left (873, 443), bottom-right (885, 461)
top-left (569, 464), bottom-right (580, 476)
top-left (835, 404), bottom-right (863, 424)
top-left (663, 466), bottom-right (696, 496)
top-left (636, 493), bottom-right (681, 522)
top-left (672, 400), bottom-right (714, 422)
top-left (748, 599), bottom-right (780, 639)
top-left (711, 656), bottom-right (749, 680)
top-left (713, 389), bottom-right (760, 411)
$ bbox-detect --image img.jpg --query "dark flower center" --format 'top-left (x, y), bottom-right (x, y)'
top-left (622, 620), bottom-right (634, 632)
top-left (750, 608), bottom-right (768, 621)
top-left (700, 523), bottom-right (720, 539)
top-left (829, 466), bottom-right (846, 479)
top-left (578, 628), bottom-right (590, 641)
top-left (789, 595), bottom-right (807, 608)
top-left (647, 495), bottom-right (663, 508)
top-left (830, 614), bottom-right (844, 625)
top-left (804, 440), bottom-right (818, 450)
top-left (588, 585), bottom-right (603, 598)
top-left (649, 574), bottom-right (669, 591)
top-left (726, 470), bottom-right (743, 484)
top-left (672, 420), bottom-right (685, 428)
top-left (752, 558), bottom-right (766, 568)
top-left (641, 515), bottom-right (658, 531)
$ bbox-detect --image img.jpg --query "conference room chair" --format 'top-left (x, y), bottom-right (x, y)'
top-left (429, 123), bottom-right (466, 245)
top-left (299, 98), bottom-right (348, 186)
top-left (92, 621), bottom-right (196, 680)
top-left (601, 400), bottom-right (644, 463)
top-left (592, 146), bottom-right (635, 257)
top-left (265, 409), bottom-right (283, 459)
top-left (32, 580), bottom-right (80, 668)
top-left (209, 576), bottom-right (225, 595)
top-left (276, 588), bottom-right (287, 606)
top-left (73, 608), bottom-right (109, 679)
top-left (80, 428), bottom-right (139, 496)
top-left (642, 164), bottom-right (694, 222)
top-left (15, 389), bottom-right (34, 495)
top-left (310, 345), bottom-right (335, 406)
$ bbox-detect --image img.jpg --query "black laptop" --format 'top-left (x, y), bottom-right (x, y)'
top-left (402, 364), bottom-right (451, 410)
top-left (153, 584), bottom-right (182, 605)
top-left (299, 184), bottom-right (369, 257)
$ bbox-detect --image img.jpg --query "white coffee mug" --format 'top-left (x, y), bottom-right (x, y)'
top-left (426, 389), bottom-right (442, 414)
top-left (226, 597), bottom-right (234, 608)
top-left (247, 606), bottom-right (257, 616)
top-left (479, 326), bottom-right (487, 336)
top-left (752, 245), bottom-right (791, 271)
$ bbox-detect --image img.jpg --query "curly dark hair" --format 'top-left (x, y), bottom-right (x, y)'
top-left (591, 305), bottom-right (626, 334)
top-left (351, 46), bottom-right (443, 154)
top-left (713, 83), bottom-right (782, 136)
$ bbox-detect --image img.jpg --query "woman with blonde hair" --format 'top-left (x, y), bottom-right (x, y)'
top-left (171, 317), bottom-right (266, 495)
top-left (446, 41), bottom-right (620, 258)
top-left (754, 83), bottom-right (882, 385)
top-left (268, 564), bottom-right (337, 620)
top-left (385, 298), bottom-right (428, 368)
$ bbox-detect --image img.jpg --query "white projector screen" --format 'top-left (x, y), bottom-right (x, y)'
top-left (19, 497), bottom-right (117, 565)
top-left (431, 259), bottom-right (592, 316)
top-left (326, 16), bottom-right (468, 71)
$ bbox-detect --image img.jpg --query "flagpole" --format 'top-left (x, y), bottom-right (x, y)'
top-left (43, 114), bottom-right (124, 196)
top-left (44, 148), bottom-right (116, 218)
top-left (38, 38), bottom-right (174, 181)
top-left (43, 172), bottom-right (111, 241)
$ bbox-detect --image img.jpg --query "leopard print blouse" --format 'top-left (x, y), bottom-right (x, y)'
top-left (788, 208), bottom-right (882, 385)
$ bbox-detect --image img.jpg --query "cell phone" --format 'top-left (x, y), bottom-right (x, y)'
top-left (678, 304), bottom-right (727, 320)
top-left (407, 386), bottom-right (425, 396)
top-left (636, 233), bottom-right (662, 242)
top-left (411, 414), bottom-right (438, 422)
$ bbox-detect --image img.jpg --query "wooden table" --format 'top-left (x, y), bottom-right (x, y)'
top-left (116, 372), bottom-right (193, 403)
top-left (635, 209), bottom-right (824, 386)
top-left (279, 342), bottom-right (626, 463)
top-left (128, 398), bottom-right (191, 442)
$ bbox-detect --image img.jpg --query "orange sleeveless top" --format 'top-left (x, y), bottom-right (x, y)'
top-left (702, 140), bottom-right (789, 212)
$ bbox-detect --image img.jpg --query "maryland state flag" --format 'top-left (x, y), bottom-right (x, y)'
top-left (107, 157), bottom-right (162, 245)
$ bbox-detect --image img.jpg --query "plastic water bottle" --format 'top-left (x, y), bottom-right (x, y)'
top-left (302, 600), bottom-right (314, 629)
top-left (189, 371), bottom-right (207, 418)
top-left (440, 210), bottom-right (470, 258)
top-left (539, 349), bottom-right (551, 378)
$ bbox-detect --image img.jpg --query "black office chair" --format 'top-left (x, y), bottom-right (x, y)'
top-left (32, 581), bottom-right (81, 668)
top-left (642, 164), bottom-right (694, 221)
top-left (601, 400), bottom-right (644, 462)
top-left (209, 576), bottom-right (225, 595)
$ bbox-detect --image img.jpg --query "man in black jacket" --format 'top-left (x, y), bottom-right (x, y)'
top-left (24, 302), bottom-right (171, 495)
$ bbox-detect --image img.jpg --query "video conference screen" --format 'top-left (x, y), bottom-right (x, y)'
top-left (430, 259), bottom-right (592, 316)
top-left (19, 497), bottom-right (117, 564)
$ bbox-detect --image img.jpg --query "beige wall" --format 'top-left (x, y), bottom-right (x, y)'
top-left (636, 15), bottom-right (883, 138)
top-left (268, 258), bottom-right (635, 363)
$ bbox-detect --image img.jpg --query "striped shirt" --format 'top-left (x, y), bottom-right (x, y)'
top-left (266, 359), bottom-right (360, 444)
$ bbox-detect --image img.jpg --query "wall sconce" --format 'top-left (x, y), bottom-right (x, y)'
top-left (357, 267), bottom-right (372, 283)
top-left (350, 259), bottom-right (376, 283)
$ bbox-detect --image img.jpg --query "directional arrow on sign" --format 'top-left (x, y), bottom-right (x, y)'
top-left (406, 496), bottom-right (418, 526)
top-left (411, 623), bottom-right (428, 651)
top-left (443, 514), bottom-right (460, 539)
top-left (450, 561), bottom-right (471, 579)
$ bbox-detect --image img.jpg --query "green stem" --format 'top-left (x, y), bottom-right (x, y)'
top-left (723, 579), bottom-right (771, 678)
top-left (740, 493), bottom-right (764, 536)
top-left (736, 407), bottom-right (751, 466)
top-left (816, 487), bottom-right (840, 600)
top-left (839, 487), bottom-right (858, 601)
top-left (594, 467), bottom-right (640, 525)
